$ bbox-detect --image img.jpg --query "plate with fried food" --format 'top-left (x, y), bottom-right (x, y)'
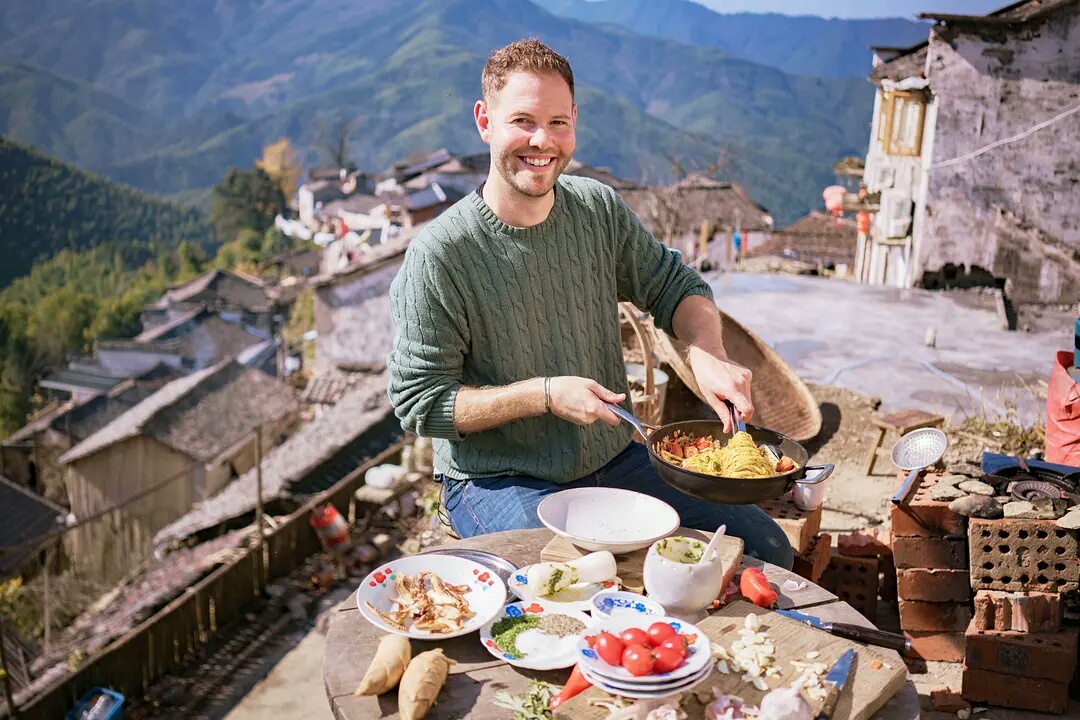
top-left (356, 554), bottom-right (508, 639)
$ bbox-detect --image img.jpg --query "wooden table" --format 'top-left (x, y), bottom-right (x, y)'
top-left (324, 529), bottom-right (921, 719)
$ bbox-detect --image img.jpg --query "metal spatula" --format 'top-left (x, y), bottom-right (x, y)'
top-left (890, 427), bottom-right (949, 505)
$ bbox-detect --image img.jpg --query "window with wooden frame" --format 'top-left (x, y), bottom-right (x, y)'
top-left (882, 90), bottom-right (927, 157)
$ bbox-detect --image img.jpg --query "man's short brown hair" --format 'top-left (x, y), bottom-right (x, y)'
top-left (481, 38), bottom-right (575, 102)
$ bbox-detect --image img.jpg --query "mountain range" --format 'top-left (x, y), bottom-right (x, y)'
top-left (532, 0), bottom-right (930, 77)
top-left (0, 0), bottom-right (922, 227)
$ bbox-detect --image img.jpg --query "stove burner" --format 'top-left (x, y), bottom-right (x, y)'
top-left (987, 464), bottom-right (1080, 495)
top-left (1009, 479), bottom-right (1066, 502)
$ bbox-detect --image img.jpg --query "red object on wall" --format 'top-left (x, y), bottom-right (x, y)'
top-left (856, 211), bottom-right (872, 234)
top-left (1046, 351), bottom-right (1080, 465)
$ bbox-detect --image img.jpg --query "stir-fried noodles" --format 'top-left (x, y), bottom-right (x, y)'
top-left (655, 430), bottom-right (797, 478)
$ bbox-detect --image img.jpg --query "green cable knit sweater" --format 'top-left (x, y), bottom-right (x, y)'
top-left (386, 174), bottom-right (714, 483)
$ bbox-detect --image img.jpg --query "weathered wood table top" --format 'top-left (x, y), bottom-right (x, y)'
top-left (324, 528), bottom-right (921, 719)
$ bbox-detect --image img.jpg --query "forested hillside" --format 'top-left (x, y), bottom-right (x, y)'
top-left (0, 137), bottom-right (216, 287)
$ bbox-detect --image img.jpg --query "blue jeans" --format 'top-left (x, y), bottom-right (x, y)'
top-left (438, 441), bottom-right (794, 570)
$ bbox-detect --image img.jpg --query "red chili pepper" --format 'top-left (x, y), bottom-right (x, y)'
top-left (739, 567), bottom-right (778, 609)
top-left (550, 663), bottom-right (592, 709)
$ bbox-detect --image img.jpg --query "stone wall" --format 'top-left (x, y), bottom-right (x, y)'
top-left (919, 6), bottom-right (1080, 304)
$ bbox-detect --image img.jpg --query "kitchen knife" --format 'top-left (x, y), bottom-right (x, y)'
top-left (777, 609), bottom-right (911, 655)
top-left (815, 648), bottom-right (855, 720)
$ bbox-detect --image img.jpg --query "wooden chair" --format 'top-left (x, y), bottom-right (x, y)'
top-left (865, 408), bottom-right (946, 476)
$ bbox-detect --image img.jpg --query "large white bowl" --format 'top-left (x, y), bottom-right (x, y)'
top-left (356, 554), bottom-right (507, 640)
top-left (537, 487), bottom-right (680, 554)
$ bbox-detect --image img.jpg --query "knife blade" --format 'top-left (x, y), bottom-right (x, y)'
top-left (815, 648), bottom-right (855, 720)
top-left (777, 609), bottom-right (911, 655)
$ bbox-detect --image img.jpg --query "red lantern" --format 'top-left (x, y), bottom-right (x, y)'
top-left (856, 211), bottom-right (872, 234)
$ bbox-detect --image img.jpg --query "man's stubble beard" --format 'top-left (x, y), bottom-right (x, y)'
top-left (495, 148), bottom-right (574, 199)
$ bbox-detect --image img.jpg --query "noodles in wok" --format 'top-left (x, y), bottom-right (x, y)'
top-left (655, 430), bottom-right (798, 478)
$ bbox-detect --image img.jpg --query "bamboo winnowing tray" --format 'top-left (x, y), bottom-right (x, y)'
top-left (553, 600), bottom-right (906, 720)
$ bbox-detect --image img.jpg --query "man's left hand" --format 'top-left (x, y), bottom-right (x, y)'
top-left (687, 343), bottom-right (754, 433)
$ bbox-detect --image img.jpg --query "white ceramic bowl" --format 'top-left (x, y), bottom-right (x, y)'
top-left (356, 554), bottom-right (507, 640)
top-left (537, 487), bottom-right (680, 554)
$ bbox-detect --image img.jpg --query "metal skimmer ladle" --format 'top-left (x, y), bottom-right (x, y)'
top-left (890, 427), bottom-right (949, 505)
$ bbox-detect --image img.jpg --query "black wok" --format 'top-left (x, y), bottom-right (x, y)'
top-left (606, 403), bottom-right (833, 505)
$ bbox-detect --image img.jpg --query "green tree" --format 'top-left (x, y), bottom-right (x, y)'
top-left (210, 167), bottom-right (285, 245)
top-left (176, 240), bottom-right (206, 280)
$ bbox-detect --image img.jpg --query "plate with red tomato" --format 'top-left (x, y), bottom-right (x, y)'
top-left (577, 616), bottom-right (710, 684)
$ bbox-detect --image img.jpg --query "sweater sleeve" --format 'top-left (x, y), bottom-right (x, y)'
top-left (386, 240), bottom-right (468, 441)
top-left (609, 189), bottom-right (715, 336)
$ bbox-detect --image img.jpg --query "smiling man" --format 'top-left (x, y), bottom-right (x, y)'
top-left (387, 39), bottom-right (793, 569)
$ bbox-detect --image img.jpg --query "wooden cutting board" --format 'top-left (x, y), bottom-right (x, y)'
top-left (553, 600), bottom-right (907, 720)
top-left (540, 530), bottom-right (743, 594)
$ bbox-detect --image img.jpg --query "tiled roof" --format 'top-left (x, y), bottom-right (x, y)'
top-left (918, 0), bottom-right (1074, 25)
top-left (620, 176), bottom-right (773, 234)
top-left (154, 270), bottom-right (275, 314)
top-left (58, 361), bottom-right (298, 465)
top-left (38, 368), bottom-right (127, 395)
top-left (0, 476), bottom-right (66, 575)
top-left (750, 211), bottom-right (859, 266)
top-left (153, 372), bottom-right (392, 548)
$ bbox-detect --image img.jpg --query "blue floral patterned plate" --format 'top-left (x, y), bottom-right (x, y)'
top-left (590, 590), bottom-right (665, 618)
top-left (479, 601), bottom-right (593, 670)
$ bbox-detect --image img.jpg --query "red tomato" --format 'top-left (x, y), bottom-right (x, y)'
top-left (595, 632), bottom-right (624, 666)
top-left (646, 622), bottom-right (678, 647)
top-left (621, 644), bottom-right (655, 677)
top-left (659, 636), bottom-right (688, 659)
top-left (619, 628), bottom-right (650, 648)
top-left (652, 645), bottom-right (685, 674)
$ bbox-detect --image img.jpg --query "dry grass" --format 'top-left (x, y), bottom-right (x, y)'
top-left (950, 378), bottom-right (1046, 456)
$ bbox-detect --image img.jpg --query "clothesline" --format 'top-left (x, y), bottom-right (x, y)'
top-left (930, 99), bottom-right (1080, 169)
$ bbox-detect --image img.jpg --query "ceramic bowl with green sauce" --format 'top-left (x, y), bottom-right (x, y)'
top-left (642, 536), bottom-right (729, 621)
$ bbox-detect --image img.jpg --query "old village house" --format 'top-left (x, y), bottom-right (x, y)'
top-left (857, 0), bottom-right (1080, 305)
top-left (56, 360), bottom-right (299, 583)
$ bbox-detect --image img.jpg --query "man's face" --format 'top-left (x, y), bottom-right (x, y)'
top-left (475, 71), bottom-right (577, 199)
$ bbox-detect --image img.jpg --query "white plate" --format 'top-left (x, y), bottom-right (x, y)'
top-left (537, 487), bottom-right (680, 553)
top-left (577, 615), bottom-right (711, 684)
top-left (583, 658), bottom-right (712, 690)
top-left (579, 663), bottom-right (713, 699)
top-left (479, 601), bottom-right (592, 670)
top-left (507, 564), bottom-right (617, 612)
top-left (356, 555), bottom-right (507, 640)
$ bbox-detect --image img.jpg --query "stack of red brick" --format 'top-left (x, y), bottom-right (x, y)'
top-left (891, 474), bottom-right (971, 662)
top-left (887, 472), bottom-right (1080, 714)
top-left (962, 515), bottom-right (1080, 713)
top-left (756, 492), bottom-right (830, 585)
top-left (756, 492), bottom-right (890, 622)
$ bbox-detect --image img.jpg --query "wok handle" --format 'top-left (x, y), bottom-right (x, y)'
top-left (605, 403), bottom-right (658, 439)
top-left (795, 464), bottom-right (834, 486)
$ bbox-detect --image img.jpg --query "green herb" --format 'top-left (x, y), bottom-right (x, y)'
top-left (547, 568), bottom-right (565, 596)
top-left (491, 615), bottom-right (540, 659)
top-left (493, 680), bottom-right (556, 720)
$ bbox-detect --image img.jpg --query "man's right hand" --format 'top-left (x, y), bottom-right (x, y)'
top-left (548, 376), bottom-right (625, 426)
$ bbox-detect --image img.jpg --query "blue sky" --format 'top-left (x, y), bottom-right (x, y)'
top-left (690, 0), bottom-right (1009, 19)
